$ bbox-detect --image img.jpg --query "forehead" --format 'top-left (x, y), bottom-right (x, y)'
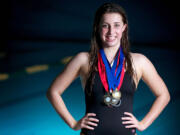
top-left (101, 13), bottom-right (123, 23)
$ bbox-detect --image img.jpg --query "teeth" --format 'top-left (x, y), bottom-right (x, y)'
top-left (106, 37), bottom-right (115, 41)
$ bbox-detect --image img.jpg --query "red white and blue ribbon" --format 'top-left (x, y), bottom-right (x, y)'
top-left (98, 46), bottom-right (125, 93)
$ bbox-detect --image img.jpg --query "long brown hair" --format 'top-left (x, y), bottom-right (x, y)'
top-left (87, 3), bottom-right (136, 95)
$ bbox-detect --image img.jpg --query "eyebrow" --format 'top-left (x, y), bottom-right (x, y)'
top-left (102, 22), bottom-right (121, 24)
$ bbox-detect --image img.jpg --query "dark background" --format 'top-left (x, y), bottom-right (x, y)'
top-left (5, 0), bottom-right (180, 49)
top-left (2, 0), bottom-right (179, 72)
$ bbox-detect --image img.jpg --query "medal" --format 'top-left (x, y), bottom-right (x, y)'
top-left (104, 93), bottom-right (112, 106)
top-left (103, 88), bottom-right (122, 107)
top-left (98, 46), bottom-right (125, 108)
top-left (112, 88), bottom-right (121, 99)
top-left (103, 92), bottom-right (121, 107)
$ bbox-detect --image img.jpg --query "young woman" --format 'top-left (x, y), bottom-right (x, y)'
top-left (46, 3), bottom-right (170, 135)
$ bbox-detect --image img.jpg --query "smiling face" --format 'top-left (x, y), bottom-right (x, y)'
top-left (99, 13), bottom-right (127, 48)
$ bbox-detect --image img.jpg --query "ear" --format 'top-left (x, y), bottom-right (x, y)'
top-left (122, 24), bottom-right (127, 32)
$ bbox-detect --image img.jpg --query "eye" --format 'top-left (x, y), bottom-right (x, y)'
top-left (102, 24), bottom-right (108, 28)
top-left (114, 24), bottom-right (120, 27)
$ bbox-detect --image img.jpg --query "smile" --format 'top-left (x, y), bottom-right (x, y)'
top-left (106, 36), bottom-right (116, 42)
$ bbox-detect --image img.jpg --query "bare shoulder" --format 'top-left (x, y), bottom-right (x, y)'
top-left (64, 52), bottom-right (88, 70)
top-left (75, 52), bottom-right (89, 65)
top-left (52, 51), bottom-right (89, 82)
top-left (47, 52), bottom-right (89, 95)
top-left (74, 52), bottom-right (90, 90)
top-left (130, 52), bottom-right (160, 85)
top-left (130, 52), bottom-right (155, 73)
top-left (130, 52), bottom-right (170, 98)
top-left (73, 52), bottom-right (90, 75)
top-left (129, 52), bottom-right (154, 88)
top-left (130, 52), bottom-right (153, 67)
top-left (130, 52), bottom-right (147, 63)
top-left (129, 52), bottom-right (146, 75)
top-left (67, 52), bottom-right (89, 70)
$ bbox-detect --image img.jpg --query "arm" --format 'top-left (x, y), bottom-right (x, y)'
top-left (139, 54), bottom-right (171, 130)
top-left (46, 52), bottom-right (86, 129)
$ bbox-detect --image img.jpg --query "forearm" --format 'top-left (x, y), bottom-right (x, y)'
top-left (46, 91), bottom-right (77, 129)
top-left (140, 94), bottom-right (170, 130)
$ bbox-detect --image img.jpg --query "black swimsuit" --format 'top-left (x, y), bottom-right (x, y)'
top-left (81, 70), bottom-right (137, 135)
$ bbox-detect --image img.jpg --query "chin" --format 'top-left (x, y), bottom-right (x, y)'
top-left (103, 41), bottom-right (120, 47)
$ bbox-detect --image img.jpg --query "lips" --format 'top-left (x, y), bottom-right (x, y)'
top-left (106, 36), bottom-right (116, 42)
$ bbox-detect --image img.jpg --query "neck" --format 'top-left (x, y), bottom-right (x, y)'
top-left (103, 45), bottom-right (120, 64)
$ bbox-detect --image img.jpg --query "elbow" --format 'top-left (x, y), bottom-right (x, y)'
top-left (158, 92), bottom-right (171, 105)
top-left (167, 93), bottom-right (171, 103)
top-left (165, 89), bottom-right (171, 103)
top-left (46, 88), bottom-right (60, 100)
top-left (166, 94), bottom-right (171, 107)
top-left (163, 92), bottom-right (171, 105)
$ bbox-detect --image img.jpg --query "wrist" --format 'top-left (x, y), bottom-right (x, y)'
top-left (139, 121), bottom-right (146, 131)
top-left (70, 120), bottom-right (78, 130)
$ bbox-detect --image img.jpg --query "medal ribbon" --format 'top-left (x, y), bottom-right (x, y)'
top-left (98, 46), bottom-right (125, 93)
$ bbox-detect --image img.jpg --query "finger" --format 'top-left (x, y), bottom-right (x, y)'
top-left (121, 117), bottom-right (132, 120)
top-left (86, 121), bottom-right (98, 127)
top-left (123, 113), bottom-right (138, 124)
top-left (122, 120), bottom-right (133, 124)
top-left (88, 117), bottom-right (99, 122)
top-left (87, 113), bottom-right (96, 117)
top-left (125, 124), bottom-right (137, 128)
top-left (124, 112), bottom-right (133, 117)
top-left (83, 125), bottom-right (94, 130)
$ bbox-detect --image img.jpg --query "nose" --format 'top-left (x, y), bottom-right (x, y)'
top-left (108, 26), bottom-right (114, 35)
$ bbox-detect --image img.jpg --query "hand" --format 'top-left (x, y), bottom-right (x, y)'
top-left (72, 113), bottom-right (99, 131)
top-left (121, 112), bottom-right (145, 132)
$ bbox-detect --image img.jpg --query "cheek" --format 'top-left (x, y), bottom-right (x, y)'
top-left (117, 29), bottom-right (123, 38)
top-left (100, 29), bottom-right (107, 40)
top-left (101, 28), bottom-right (107, 35)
